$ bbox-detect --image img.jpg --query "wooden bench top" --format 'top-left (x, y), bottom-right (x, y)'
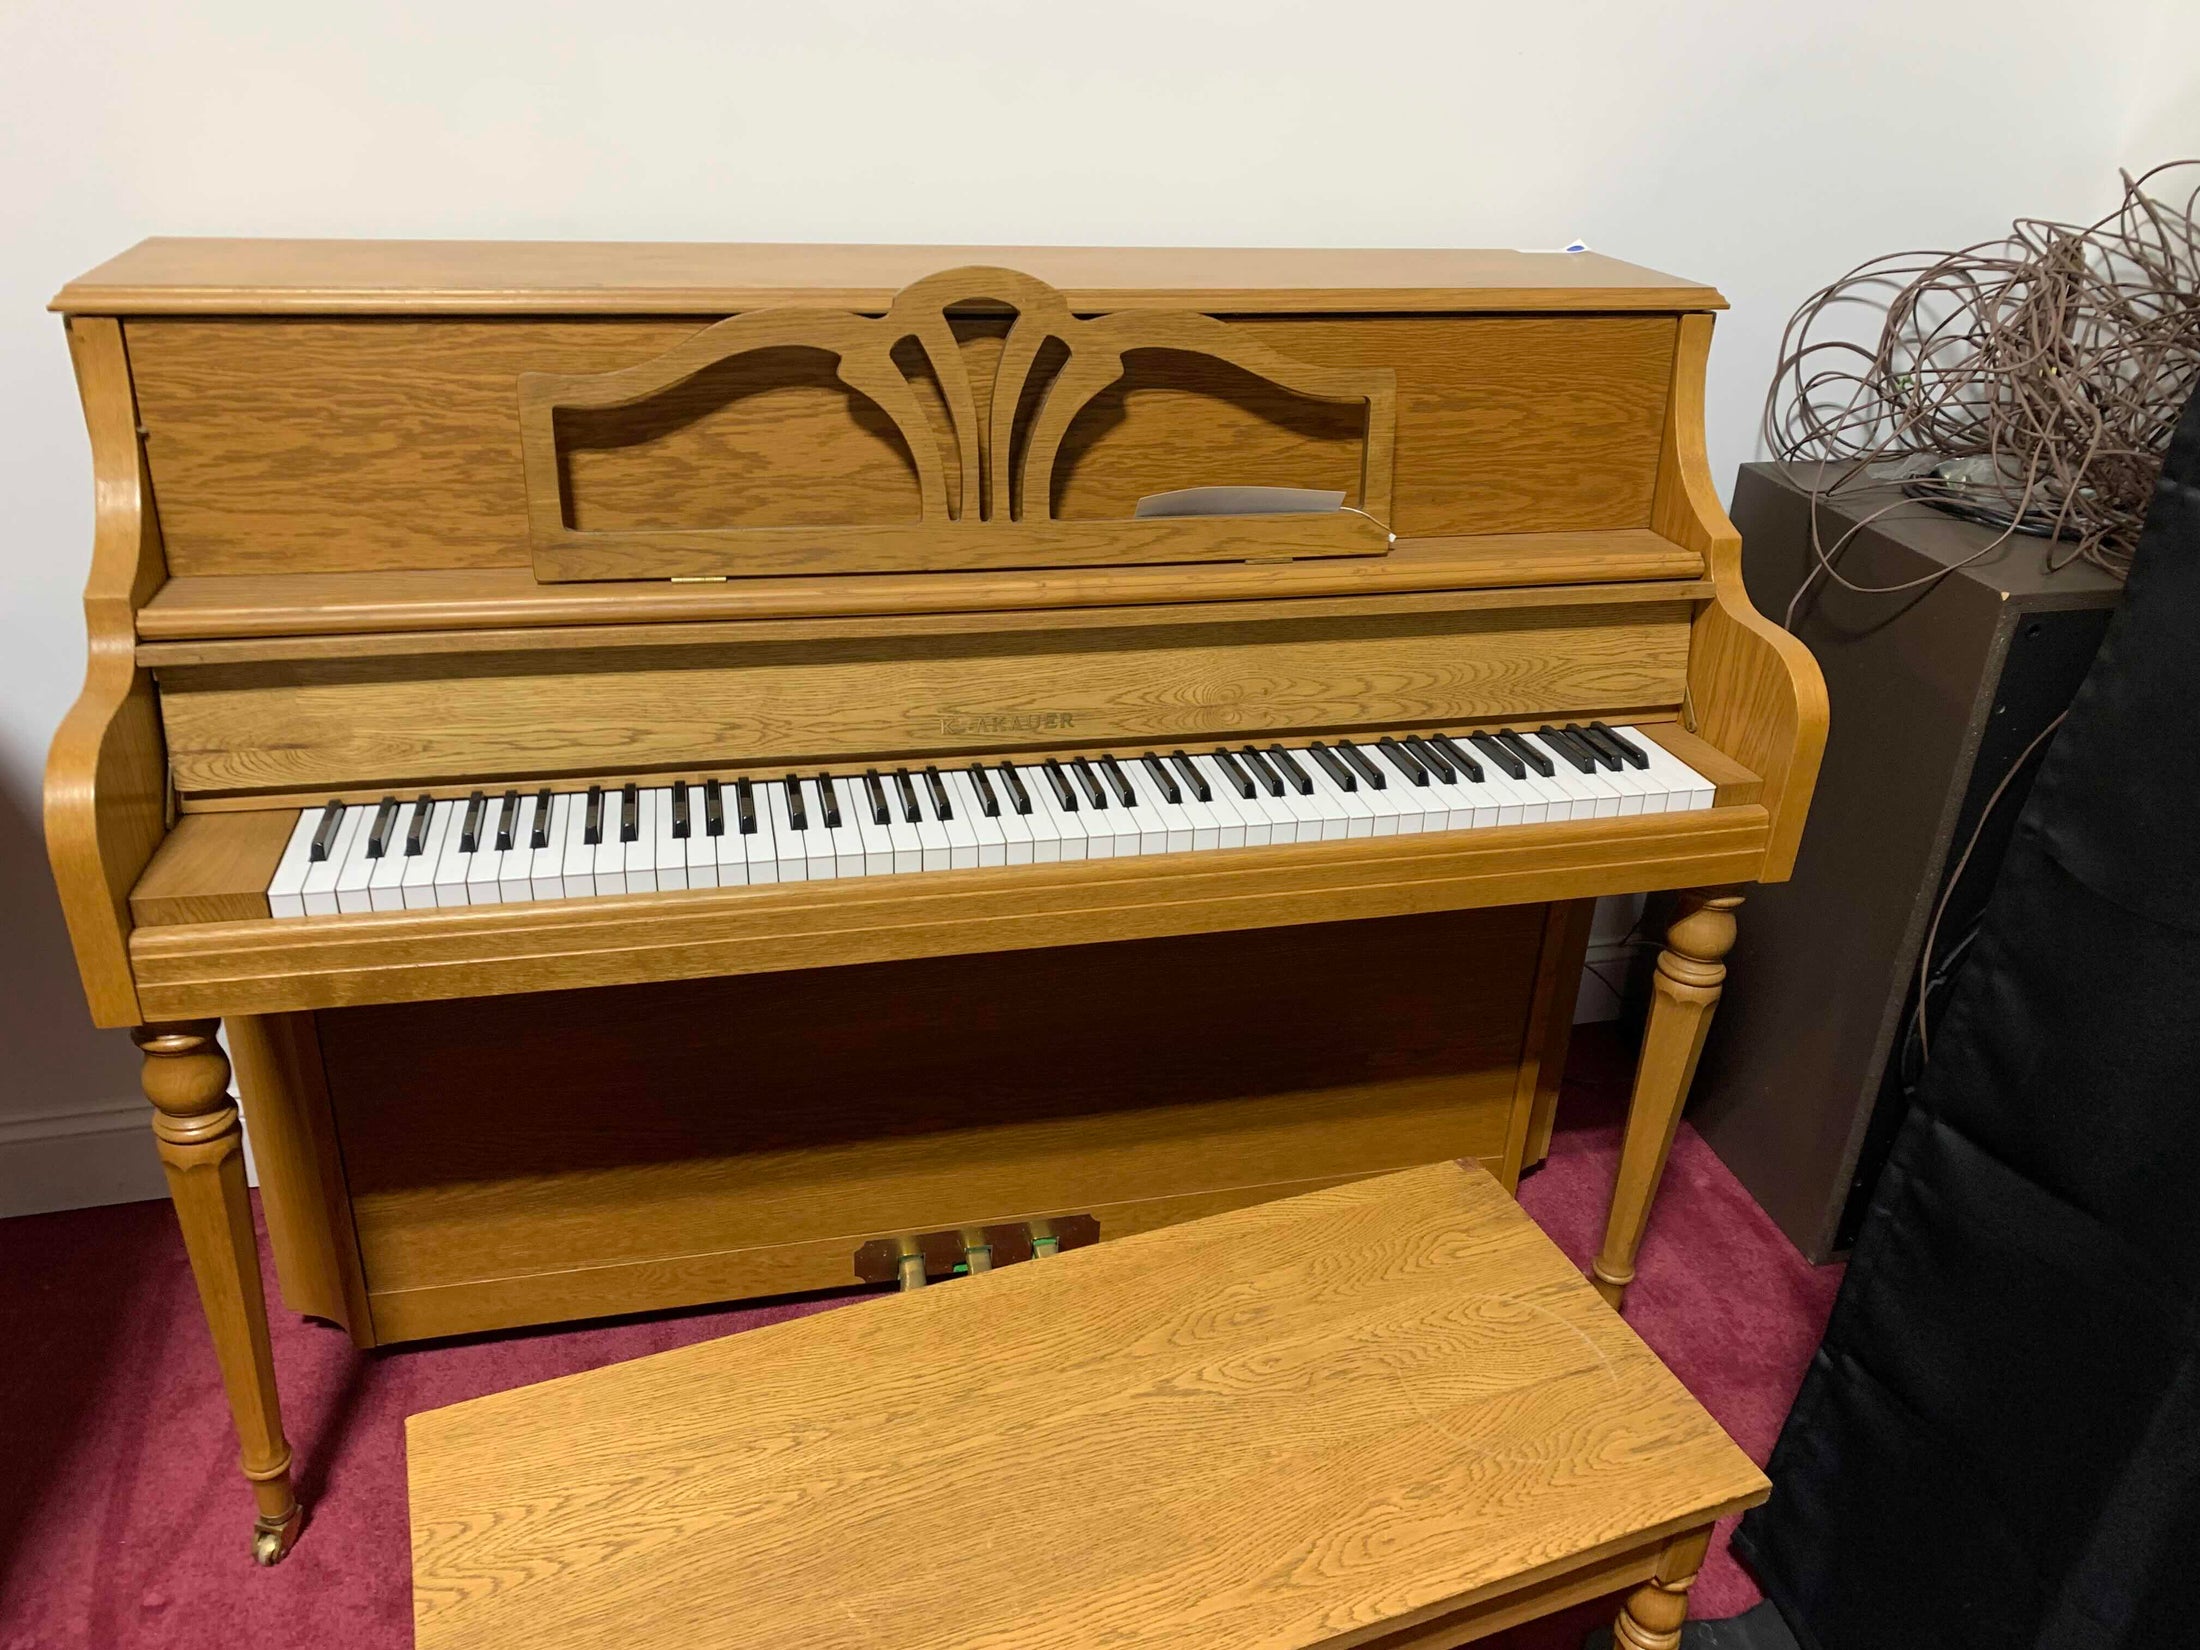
top-left (408, 1163), bottom-right (1767, 1650)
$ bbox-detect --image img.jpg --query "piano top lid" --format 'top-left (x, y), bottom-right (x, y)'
top-left (52, 238), bottom-right (1726, 317)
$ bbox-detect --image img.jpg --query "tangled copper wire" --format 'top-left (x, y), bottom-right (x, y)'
top-left (1764, 161), bottom-right (2200, 606)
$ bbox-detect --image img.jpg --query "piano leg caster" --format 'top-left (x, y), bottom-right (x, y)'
top-left (138, 1020), bottom-right (304, 1568)
top-left (252, 1501), bottom-right (304, 1566)
top-left (1593, 888), bottom-right (1744, 1312)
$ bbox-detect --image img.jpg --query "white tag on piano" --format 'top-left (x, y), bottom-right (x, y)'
top-left (1133, 486), bottom-right (1346, 518)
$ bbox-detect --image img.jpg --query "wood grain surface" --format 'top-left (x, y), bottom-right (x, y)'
top-left (319, 908), bottom-right (1541, 1339)
top-left (132, 533), bottom-right (1708, 645)
top-left (123, 314), bottom-right (1673, 575)
top-left (407, 1161), bottom-right (1767, 1650)
top-left (153, 600), bottom-right (1693, 799)
top-left (59, 239), bottom-right (1725, 315)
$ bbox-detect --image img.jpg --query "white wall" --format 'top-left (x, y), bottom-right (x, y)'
top-left (2, 0), bottom-right (2191, 1214)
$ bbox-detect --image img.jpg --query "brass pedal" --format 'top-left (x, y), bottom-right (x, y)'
top-left (854, 1215), bottom-right (1100, 1287)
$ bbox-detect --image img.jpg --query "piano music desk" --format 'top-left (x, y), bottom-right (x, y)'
top-left (42, 242), bottom-right (1824, 1565)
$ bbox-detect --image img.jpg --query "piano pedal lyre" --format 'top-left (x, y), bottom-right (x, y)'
top-left (854, 1216), bottom-right (1100, 1289)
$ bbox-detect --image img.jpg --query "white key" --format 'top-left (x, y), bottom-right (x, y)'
top-left (735, 779), bottom-right (778, 884)
top-left (586, 788), bottom-right (627, 895)
top-left (1335, 745), bottom-right (1428, 834)
top-left (465, 792), bottom-right (511, 905)
top-left (761, 779), bottom-right (808, 883)
top-left (645, 785), bottom-right (683, 891)
top-left (1533, 737), bottom-right (1623, 818)
top-left (530, 793), bottom-right (571, 900)
top-left (559, 789), bottom-right (597, 898)
top-left (1371, 743), bottom-right (1459, 832)
top-left (498, 792), bottom-right (542, 901)
top-left (333, 804), bottom-right (384, 913)
top-left (1099, 756), bottom-right (1168, 853)
top-left (946, 769), bottom-right (1007, 867)
top-left (896, 769), bottom-right (951, 870)
top-left (1039, 762), bottom-right (1110, 857)
top-left (868, 770), bottom-right (921, 873)
top-left (619, 788), bottom-right (657, 893)
top-left (1222, 748), bottom-right (1302, 841)
top-left (817, 775), bottom-right (867, 876)
top-left (403, 801), bottom-right (457, 909)
top-left (1487, 737), bottom-right (1583, 821)
top-left (702, 781), bottom-right (743, 886)
top-left (1572, 731), bottom-right (1661, 813)
top-left (776, 776), bottom-right (831, 880)
top-left (1069, 759), bottom-right (1139, 856)
top-left (302, 806), bottom-right (364, 917)
top-left (847, 771), bottom-right (898, 875)
top-left (679, 784), bottom-right (718, 888)
top-left (267, 811), bottom-right (320, 918)
top-left (1025, 761), bottom-right (1087, 860)
top-left (991, 763), bottom-right (1055, 862)
top-left (367, 804), bottom-right (414, 912)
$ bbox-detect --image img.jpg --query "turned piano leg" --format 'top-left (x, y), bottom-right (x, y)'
top-left (1612, 1526), bottom-right (1711, 1649)
top-left (138, 1020), bottom-right (303, 1565)
top-left (1591, 888), bottom-right (1743, 1311)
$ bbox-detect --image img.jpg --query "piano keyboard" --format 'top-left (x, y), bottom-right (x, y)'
top-left (264, 724), bottom-right (1714, 919)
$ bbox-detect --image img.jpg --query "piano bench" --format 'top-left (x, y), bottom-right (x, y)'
top-left (409, 1159), bottom-right (1766, 1650)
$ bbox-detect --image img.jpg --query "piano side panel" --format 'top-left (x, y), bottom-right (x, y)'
top-left (153, 600), bottom-right (1693, 800)
top-left (123, 315), bottom-right (1675, 576)
top-left (309, 907), bottom-right (1548, 1341)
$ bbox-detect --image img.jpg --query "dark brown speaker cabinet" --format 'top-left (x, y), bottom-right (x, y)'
top-left (1690, 463), bottom-right (2122, 1261)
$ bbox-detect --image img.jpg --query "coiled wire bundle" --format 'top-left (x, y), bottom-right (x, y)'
top-left (1764, 161), bottom-right (2200, 607)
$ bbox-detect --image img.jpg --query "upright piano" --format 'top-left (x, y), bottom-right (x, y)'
top-left (44, 240), bottom-right (1824, 1563)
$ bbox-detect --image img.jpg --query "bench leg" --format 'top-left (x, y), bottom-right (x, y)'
top-left (1592, 888), bottom-right (1742, 1310)
top-left (1613, 1525), bottom-right (1711, 1649)
top-left (139, 1019), bottom-right (304, 1565)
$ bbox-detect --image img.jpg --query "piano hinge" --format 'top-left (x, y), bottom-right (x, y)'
top-left (669, 575), bottom-right (729, 583)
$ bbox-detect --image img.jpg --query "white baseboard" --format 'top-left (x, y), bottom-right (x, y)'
top-left (0, 1099), bottom-right (168, 1218)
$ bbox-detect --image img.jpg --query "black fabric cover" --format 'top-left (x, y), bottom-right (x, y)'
top-left (1734, 392), bottom-right (2200, 1650)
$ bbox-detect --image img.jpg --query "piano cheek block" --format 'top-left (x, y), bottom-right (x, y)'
top-left (60, 242), bottom-right (1818, 1566)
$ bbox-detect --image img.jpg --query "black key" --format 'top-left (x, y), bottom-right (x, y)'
top-left (671, 780), bottom-right (691, 839)
top-left (968, 764), bottom-right (1001, 818)
top-left (1267, 745), bottom-right (1314, 795)
top-left (893, 768), bottom-right (921, 824)
top-left (460, 790), bottom-right (487, 853)
top-left (495, 788), bottom-right (521, 852)
top-left (1099, 755), bottom-right (1137, 807)
top-left (308, 799), bottom-right (347, 863)
top-left (1069, 758), bottom-right (1107, 809)
top-left (531, 787), bottom-right (555, 849)
top-left (1308, 742), bottom-right (1357, 791)
top-left (1404, 736), bottom-right (1454, 783)
top-left (1335, 739), bottom-right (1387, 790)
top-left (815, 774), bottom-right (843, 828)
top-left (1140, 753), bottom-right (1181, 805)
top-left (620, 783), bottom-right (640, 843)
top-left (1498, 730), bottom-right (1554, 778)
top-left (704, 779), bottom-right (725, 837)
top-left (1210, 747), bottom-right (1255, 799)
top-left (1469, 732), bottom-right (1527, 780)
top-left (1589, 721), bottom-right (1650, 770)
top-left (1432, 734), bottom-right (1483, 783)
top-left (1042, 759), bottom-right (1078, 811)
top-left (863, 769), bottom-right (890, 826)
top-left (366, 795), bottom-right (399, 859)
top-left (404, 794), bottom-right (434, 856)
top-left (735, 777), bottom-right (756, 835)
top-left (1239, 746), bottom-right (1283, 797)
top-left (1566, 722), bottom-right (1622, 772)
top-left (1536, 726), bottom-right (1599, 774)
top-left (922, 766), bottom-right (952, 821)
top-left (1377, 736), bottom-right (1429, 786)
top-left (584, 784), bottom-right (605, 845)
top-left (997, 761), bottom-right (1033, 816)
top-left (782, 774), bottom-right (807, 831)
top-left (1168, 750), bottom-right (1211, 803)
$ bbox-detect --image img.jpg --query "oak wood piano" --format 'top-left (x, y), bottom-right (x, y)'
top-left (42, 239), bottom-right (1825, 1565)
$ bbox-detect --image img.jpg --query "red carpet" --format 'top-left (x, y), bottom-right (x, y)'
top-left (0, 1023), bottom-right (1839, 1649)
